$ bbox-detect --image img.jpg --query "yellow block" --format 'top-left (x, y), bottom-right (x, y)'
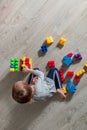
top-left (58, 37), bottom-right (67, 46)
top-left (22, 64), bottom-right (26, 68)
top-left (62, 87), bottom-right (67, 94)
top-left (22, 57), bottom-right (26, 62)
top-left (46, 36), bottom-right (54, 45)
top-left (76, 69), bottom-right (85, 76)
top-left (84, 62), bottom-right (87, 67)
top-left (10, 68), bottom-right (15, 72)
top-left (29, 58), bottom-right (32, 69)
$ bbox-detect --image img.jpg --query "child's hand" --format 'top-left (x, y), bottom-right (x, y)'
top-left (23, 67), bottom-right (29, 72)
top-left (23, 67), bottom-right (34, 74)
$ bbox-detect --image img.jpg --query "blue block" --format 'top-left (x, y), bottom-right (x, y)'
top-left (63, 56), bottom-right (73, 66)
top-left (66, 80), bottom-right (77, 93)
top-left (41, 45), bottom-right (48, 53)
top-left (10, 64), bottom-right (15, 68)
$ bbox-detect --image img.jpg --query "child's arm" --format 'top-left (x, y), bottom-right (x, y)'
top-left (23, 68), bottom-right (44, 79)
top-left (23, 68), bottom-right (34, 74)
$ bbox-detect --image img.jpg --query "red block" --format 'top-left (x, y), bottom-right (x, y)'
top-left (47, 60), bottom-right (55, 67)
top-left (67, 52), bottom-right (73, 57)
top-left (25, 58), bottom-right (29, 63)
top-left (75, 76), bottom-right (80, 83)
top-left (67, 71), bottom-right (74, 77)
top-left (59, 69), bottom-right (65, 83)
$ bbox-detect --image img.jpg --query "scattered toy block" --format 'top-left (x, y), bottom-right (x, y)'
top-left (59, 69), bottom-right (65, 83)
top-left (67, 52), bottom-right (73, 57)
top-left (47, 60), bottom-right (55, 68)
top-left (66, 80), bottom-right (77, 93)
top-left (62, 87), bottom-right (67, 94)
top-left (76, 69), bottom-right (86, 77)
top-left (58, 37), bottom-right (67, 46)
top-left (63, 56), bottom-right (73, 66)
top-left (74, 76), bottom-right (80, 83)
top-left (83, 62), bottom-right (87, 72)
top-left (40, 45), bottom-right (48, 53)
top-left (84, 62), bottom-right (87, 67)
top-left (66, 71), bottom-right (74, 77)
top-left (74, 53), bottom-right (82, 61)
top-left (45, 36), bottom-right (54, 45)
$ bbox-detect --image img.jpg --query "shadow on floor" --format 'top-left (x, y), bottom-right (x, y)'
top-left (0, 71), bottom-right (64, 130)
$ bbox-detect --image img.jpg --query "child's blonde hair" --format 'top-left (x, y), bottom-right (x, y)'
top-left (12, 81), bottom-right (32, 104)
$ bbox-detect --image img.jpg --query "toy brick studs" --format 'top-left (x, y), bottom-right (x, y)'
top-left (40, 45), bottom-right (48, 53)
top-left (59, 69), bottom-right (65, 83)
top-left (10, 58), bottom-right (20, 72)
top-left (47, 60), bottom-right (56, 68)
top-left (63, 55), bottom-right (73, 66)
top-left (45, 36), bottom-right (54, 45)
top-left (66, 71), bottom-right (74, 77)
top-left (58, 37), bottom-right (67, 46)
top-left (73, 53), bottom-right (82, 61)
top-left (75, 69), bottom-right (86, 77)
top-left (10, 57), bottom-right (32, 72)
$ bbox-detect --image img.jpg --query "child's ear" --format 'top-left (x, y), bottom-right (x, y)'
top-left (28, 98), bottom-right (35, 104)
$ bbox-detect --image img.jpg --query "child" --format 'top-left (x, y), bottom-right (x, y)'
top-left (12, 67), bottom-right (66, 104)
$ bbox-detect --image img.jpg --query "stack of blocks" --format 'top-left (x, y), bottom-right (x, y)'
top-left (59, 69), bottom-right (65, 83)
top-left (75, 69), bottom-right (85, 77)
top-left (10, 58), bottom-right (20, 72)
top-left (10, 57), bottom-right (32, 72)
top-left (74, 61), bottom-right (87, 83)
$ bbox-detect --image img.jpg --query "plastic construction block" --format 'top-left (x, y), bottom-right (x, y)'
top-left (47, 60), bottom-right (55, 68)
top-left (66, 71), bottom-right (74, 77)
top-left (61, 87), bottom-right (67, 94)
top-left (84, 62), bottom-right (87, 67)
top-left (84, 62), bottom-right (87, 72)
top-left (75, 69), bottom-right (86, 77)
top-left (10, 58), bottom-right (20, 72)
top-left (45, 36), bottom-right (54, 45)
top-left (58, 37), bottom-right (67, 46)
top-left (67, 52), bottom-right (73, 57)
top-left (63, 56), bottom-right (73, 66)
top-left (10, 57), bottom-right (32, 72)
top-left (74, 53), bottom-right (82, 61)
top-left (66, 80), bottom-right (77, 93)
top-left (74, 76), bottom-right (80, 83)
top-left (40, 45), bottom-right (48, 53)
top-left (21, 57), bottom-right (32, 70)
top-left (59, 69), bottom-right (65, 83)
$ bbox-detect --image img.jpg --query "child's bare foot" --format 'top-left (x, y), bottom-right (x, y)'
top-left (57, 89), bottom-right (66, 99)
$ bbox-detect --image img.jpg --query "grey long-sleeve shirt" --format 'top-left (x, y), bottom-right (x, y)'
top-left (33, 70), bottom-right (56, 100)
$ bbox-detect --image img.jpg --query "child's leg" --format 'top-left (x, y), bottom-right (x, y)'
top-left (28, 68), bottom-right (40, 84)
top-left (47, 67), bottom-right (66, 99)
top-left (47, 67), bottom-right (62, 89)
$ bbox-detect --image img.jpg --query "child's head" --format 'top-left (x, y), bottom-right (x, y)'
top-left (12, 81), bottom-right (32, 104)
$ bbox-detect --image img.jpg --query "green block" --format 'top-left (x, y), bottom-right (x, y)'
top-left (15, 68), bottom-right (20, 72)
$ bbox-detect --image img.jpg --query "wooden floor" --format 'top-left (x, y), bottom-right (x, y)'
top-left (0, 0), bottom-right (87, 130)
